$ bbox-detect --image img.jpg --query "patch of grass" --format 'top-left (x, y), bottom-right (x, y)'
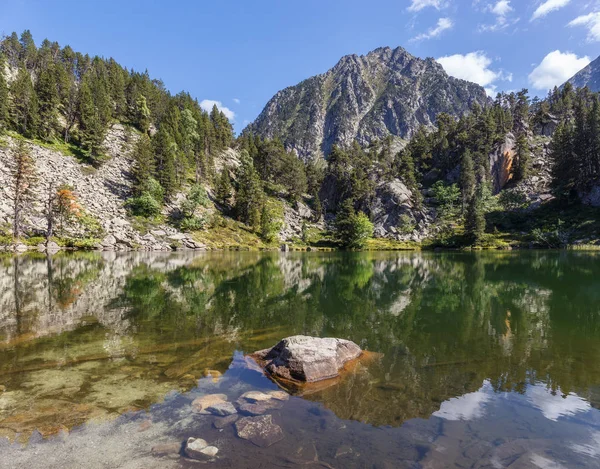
top-left (364, 238), bottom-right (421, 251)
top-left (130, 215), bottom-right (166, 235)
top-left (56, 237), bottom-right (101, 250)
top-left (193, 218), bottom-right (275, 250)
top-left (23, 236), bottom-right (46, 246)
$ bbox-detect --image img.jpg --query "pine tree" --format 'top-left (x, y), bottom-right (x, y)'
top-left (19, 30), bottom-right (37, 70)
top-left (216, 167), bottom-right (233, 207)
top-left (397, 149), bottom-right (422, 208)
top-left (107, 58), bottom-right (127, 118)
top-left (465, 166), bottom-right (486, 244)
top-left (77, 76), bottom-right (104, 158)
top-left (235, 150), bottom-right (263, 228)
top-left (11, 140), bottom-right (37, 239)
top-left (589, 97), bottom-right (600, 181)
top-left (131, 134), bottom-right (155, 195)
top-left (551, 122), bottom-right (575, 198)
top-left (514, 133), bottom-right (530, 181)
top-left (10, 66), bottom-right (38, 137)
top-left (35, 64), bottom-right (59, 140)
top-left (1, 32), bottom-right (22, 67)
top-left (0, 54), bottom-right (9, 132)
top-left (153, 128), bottom-right (178, 199)
top-left (460, 150), bottom-right (475, 216)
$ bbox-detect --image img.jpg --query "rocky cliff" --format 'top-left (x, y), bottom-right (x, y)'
top-left (247, 46), bottom-right (489, 160)
top-left (567, 55), bottom-right (600, 92)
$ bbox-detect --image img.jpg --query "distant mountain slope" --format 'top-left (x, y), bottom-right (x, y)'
top-left (567, 55), bottom-right (600, 92)
top-left (247, 46), bottom-right (489, 160)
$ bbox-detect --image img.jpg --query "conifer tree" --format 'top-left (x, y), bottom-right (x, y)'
top-left (131, 134), bottom-right (155, 195)
top-left (514, 133), bottom-right (530, 181)
top-left (0, 54), bottom-right (9, 132)
top-left (11, 140), bottom-right (37, 239)
top-left (77, 76), bottom-right (104, 159)
top-left (460, 150), bottom-right (475, 216)
top-left (10, 66), bottom-right (39, 137)
top-left (397, 149), bottom-right (422, 208)
top-left (107, 58), bottom-right (127, 118)
top-left (465, 167), bottom-right (486, 244)
top-left (19, 30), bottom-right (37, 70)
top-left (216, 167), bottom-right (233, 207)
top-left (235, 150), bottom-right (264, 228)
top-left (153, 127), bottom-right (178, 199)
top-left (35, 64), bottom-right (59, 140)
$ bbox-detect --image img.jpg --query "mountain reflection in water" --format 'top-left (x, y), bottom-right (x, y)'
top-left (1, 250), bottom-right (600, 468)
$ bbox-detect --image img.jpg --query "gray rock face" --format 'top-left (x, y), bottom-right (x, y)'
top-left (567, 55), bottom-right (600, 92)
top-left (251, 335), bottom-right (362, 383)
top-left (235, 415), bottom-right (284, 448)
top-left (370, 179), bottom-right (433, 242)
top-left (489, 132), bottom-right (516, 194)
top-left (247, 46), bottom-right (488, 160)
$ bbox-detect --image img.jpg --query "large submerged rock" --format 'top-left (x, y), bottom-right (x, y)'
top-left (250, 335), bottom-right (362, 384)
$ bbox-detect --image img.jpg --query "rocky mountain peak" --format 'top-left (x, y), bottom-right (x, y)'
top-left (567, 55), bottom-right (600, 92)
top-left (247, 46), bottom-right (488, 160)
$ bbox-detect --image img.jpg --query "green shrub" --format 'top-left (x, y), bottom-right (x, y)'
top-left (180, 215), bottom-right (207, 232)
top-left (398, 214), bottom-right (416, 235)
top-left (499, 190), bottom-right (529, 211)
top-left (531, 219), bottom-right (570, 248)
top-left (24, 236), bottom-right (46, 246)
top-left (127, 192), bottom-right (162, 217)
top-left (260, 203), bottom-right (283, 242)
top-left (335, 200), bottom-right (374, 249)
top-left (181, 184), bottom-right (209, 218)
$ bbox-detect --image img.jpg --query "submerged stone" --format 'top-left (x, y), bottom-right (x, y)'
top-left (151, 442), bottom-right (181, 457)
top-left (235, 414), bottom-right (284, 447)
top-left (213, 414), bottom-right (239, 429)
top-left (184, 437), bottom-right (218, 460)
top-left (191, 393), bottom-right (228, 414)
top-left (206, 401), bottom-right (237, 416)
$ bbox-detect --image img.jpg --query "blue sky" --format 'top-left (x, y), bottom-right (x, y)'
top-left (1, 0), bottom-right (599, 132)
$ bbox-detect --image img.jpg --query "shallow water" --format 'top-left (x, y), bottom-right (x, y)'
top-left (1, 250), bottom-right (600, 468)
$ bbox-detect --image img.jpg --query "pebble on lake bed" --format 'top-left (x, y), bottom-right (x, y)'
top-left (184, 437), bottom-right (219, 460)
top-left (214, 414), bottom-right (239, 429)
top-left (206, 401), bottom-right (237, 416)
top-left (191, 393), bottom-right (228, 414)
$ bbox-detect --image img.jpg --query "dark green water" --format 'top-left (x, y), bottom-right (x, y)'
top-left (1, 250), bottom-right (600, 468)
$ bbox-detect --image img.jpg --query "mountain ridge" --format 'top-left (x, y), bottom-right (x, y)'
top-left (246, 46), bottom-right (489, 160)
top-left (567, 55), bottom-right (600, 93)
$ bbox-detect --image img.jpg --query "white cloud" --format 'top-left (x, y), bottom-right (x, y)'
top-left (433, 380), bottom-right (492, 421)
top-left (531, 0), bottom-right (571, 21)
top-left (526, 385), bottom-right (591, 421)
top-left (200, 100), bottom-right (235, 121)
top-left (568, 12), bottom-right (600, 42)
top-left (408, 0), bottom-right (446, 12)
top-left (233, 98), bottom-right (241, 104)
top-left (528, 50), bottom-right (590, 90)
top-left (411, 17), bottom-right (454, 41)
top-left (480, 1), bottom-right (518, 31)
top-left (437, 51), bottom-right (511, 95)
top-left (491, 0), bottom-right (513, 16)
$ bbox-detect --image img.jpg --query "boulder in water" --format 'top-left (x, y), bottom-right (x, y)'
top-left (250, 335), bottom-right (362, 384)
